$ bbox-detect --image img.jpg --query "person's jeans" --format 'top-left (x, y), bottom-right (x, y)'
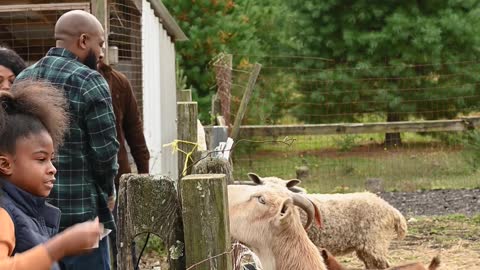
top-left (60, 237), bottom-right (111, 270)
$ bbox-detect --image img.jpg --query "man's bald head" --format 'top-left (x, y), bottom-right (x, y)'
top-left (55, 10), bottom-right (104, 43)
top-left (54, 10), bottom-right (105, 70)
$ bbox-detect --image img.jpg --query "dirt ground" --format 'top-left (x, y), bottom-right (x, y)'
top-left (336, 215), bottom-right (480, 270)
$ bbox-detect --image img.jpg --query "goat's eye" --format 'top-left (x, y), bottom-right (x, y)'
top-left (257, 196), bottom-right (266, 204)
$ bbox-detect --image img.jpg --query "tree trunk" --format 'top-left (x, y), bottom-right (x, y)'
top-left (385, 113), bottom-right (402, 147)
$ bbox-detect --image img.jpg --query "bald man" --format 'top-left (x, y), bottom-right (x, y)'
top-left (15, 10), bottom-right (119, 270)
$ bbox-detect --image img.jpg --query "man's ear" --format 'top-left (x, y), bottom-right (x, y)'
top-left (79, 34), bottom-right (88, 50)
top-left (0, 155), bottom-right (13, 176)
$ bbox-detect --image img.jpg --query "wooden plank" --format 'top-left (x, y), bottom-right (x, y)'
top-left (0, 2), bottom-right (90, 12)
top-left (90, 0), bottom-right (108, 63)
top-left (177, 102), bottom-right (198, 178)
top-left (216, 116), bottom-right (226, 127)
top-left (0, 0), bottom-right (85, 5)
top-left (178, 89), bottom-right (192, 102)
top-left (205, 117), bottom-right (480, 137)
top-left (180, 174), bottom-right (232, 270)
top-left (131, 0), bottom-right (142, 12)
top-left (230, 63), bottom-right (262, 141)
top-left (146, 0), bottom-right (188, 41)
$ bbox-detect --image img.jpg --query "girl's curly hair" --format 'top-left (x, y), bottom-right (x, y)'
top-left (0, 80), bottom-right (69, 154)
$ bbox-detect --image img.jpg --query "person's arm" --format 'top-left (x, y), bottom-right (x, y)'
top-left (82, 73), bottom-right (119, 196)
top-left (116, 71), bottom-right (150, 173)
top-left (0, 208), bottom-right (53, 270)
top-left (0, 208), bottom-right (103, 270)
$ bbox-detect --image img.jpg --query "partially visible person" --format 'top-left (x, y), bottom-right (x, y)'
top-left (0, 81), bottom-right (103, 270)
top-left (98, 59), bottom-right (150, 190)
top-left (15, 10), bottom-right (119, 270)
top-left (0, 47), bottom-right (27, 91)
top-left (98, 57), bottom-right (149, 270)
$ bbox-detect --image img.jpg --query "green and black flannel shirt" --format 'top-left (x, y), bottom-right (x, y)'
top-left (16, 48), bottom-right (119, 231)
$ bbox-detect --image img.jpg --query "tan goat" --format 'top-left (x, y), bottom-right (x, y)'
top-left (247, 173), bottom-right (408, 269)
top-left (228, 185), bottom-right (326, 270)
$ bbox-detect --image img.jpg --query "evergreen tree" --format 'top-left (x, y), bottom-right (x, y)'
top-left (288, 1), bottom-right (480, 145)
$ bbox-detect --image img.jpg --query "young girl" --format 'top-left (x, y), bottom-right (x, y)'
top-left (0, 80), bottom-right (103, 270)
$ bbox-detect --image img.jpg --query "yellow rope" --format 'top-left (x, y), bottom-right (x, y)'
top-left (163, 139), bottom-right (199, 177)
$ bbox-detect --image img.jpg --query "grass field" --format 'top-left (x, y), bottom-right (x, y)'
top-left (233, 132), bottom-right (480, 193)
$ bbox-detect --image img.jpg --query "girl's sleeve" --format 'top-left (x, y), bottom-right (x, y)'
top-left (0, 208), bottom-right (53, 270)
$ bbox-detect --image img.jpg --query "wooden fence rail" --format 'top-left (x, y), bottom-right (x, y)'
top-left (205, 117), bottom-right (480, 138)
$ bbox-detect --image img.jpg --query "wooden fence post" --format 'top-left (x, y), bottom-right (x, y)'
top-left (117, 174), bottom-right (183, 270)
top-left (177, 101), bottom-right (198, 178)
top-left (230, 63), bottom-right (262, 142)
top-left (90, 0), bottom-right (109, 63)
top-left (179, 89), bottom-right (192, 102)
top-left (213, 53), bottom-right (233, 127)
top-left (181, 174), bottom-right (232, 270)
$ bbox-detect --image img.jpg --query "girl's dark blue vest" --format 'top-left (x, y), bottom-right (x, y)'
top-left (0, 179), bottom-right (61, 270)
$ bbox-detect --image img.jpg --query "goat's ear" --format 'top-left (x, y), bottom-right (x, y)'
top-left (247, 172), bottom-right (263, 184)
top-left (277, 206), bottom-right (293, 227)
top-left (286, 179), bottom-right (301, 187)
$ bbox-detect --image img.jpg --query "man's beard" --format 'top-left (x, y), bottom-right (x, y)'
top-left (83, 49), bottom-right (98, 70)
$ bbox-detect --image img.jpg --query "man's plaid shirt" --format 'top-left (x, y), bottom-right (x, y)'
top-left (16, 48), bottom-right (119, 230)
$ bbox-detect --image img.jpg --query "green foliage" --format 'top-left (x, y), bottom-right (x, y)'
top-left (332, 185), bottom-right (350, 193)
top-left (162, 0), bottom-right (258, 116)
top-left (162, 0), bottom-right (300, 123)
top-left (136, 233), bottom-right (168, 256)
top-left (287, 0), bottom-right (480, 123)
top-left (335, 134), bottom-right (359, 152)
top-left (176, 61), bottom-right (189, 91)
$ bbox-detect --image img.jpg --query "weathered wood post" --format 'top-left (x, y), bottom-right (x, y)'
top-left (117, 174), bottom-right (183, 270)
top-left (91, 0), bottom-right (109, 63)
top-left (179, 89), bottom-right (193, 102)
top-left (192, 157), bottom-right (235, 184)
top-left (230, 63), bottom-right (262, 142)
top-left (181, 174), bottom-right (232, 270)
top-left (177, 101), bottom-right (198, 178)
top-left (213, 53), bottom-right (233, 127)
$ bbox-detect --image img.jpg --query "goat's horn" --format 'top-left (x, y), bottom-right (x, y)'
top-left (291, 193), bottom-right (315, 229)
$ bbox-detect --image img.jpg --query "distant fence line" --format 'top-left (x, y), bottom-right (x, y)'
top-left (205, 117), bottom-right (480, 138)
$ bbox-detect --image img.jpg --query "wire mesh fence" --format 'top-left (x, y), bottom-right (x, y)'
top-left (109, 0), bottom-right (143, 114)
top-left (219, 54), bottom-right (480, 193)
top-left (0, 3), bottom-right (90, 64)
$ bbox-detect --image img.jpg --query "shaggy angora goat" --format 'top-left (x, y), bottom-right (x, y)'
top-left (248, 173), bottom-right (408, 269)
top-left (228, 185), bottom-right (326, 270)
top-left (320, 248), bottom-right (440, 270)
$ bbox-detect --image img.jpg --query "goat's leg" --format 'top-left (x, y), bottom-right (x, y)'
top-left (355, 248), bottom-right (390, 269)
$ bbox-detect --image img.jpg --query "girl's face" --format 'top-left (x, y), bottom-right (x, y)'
top-left (3, 131), bottom-right (57, 197)
top-left (0, 65), bottom-right (15, 91)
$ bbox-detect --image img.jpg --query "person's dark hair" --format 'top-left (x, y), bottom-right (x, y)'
top-left (0, 80), bottom-right (69, 154)
top-left (0, 47), bottom-right (27, 76)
